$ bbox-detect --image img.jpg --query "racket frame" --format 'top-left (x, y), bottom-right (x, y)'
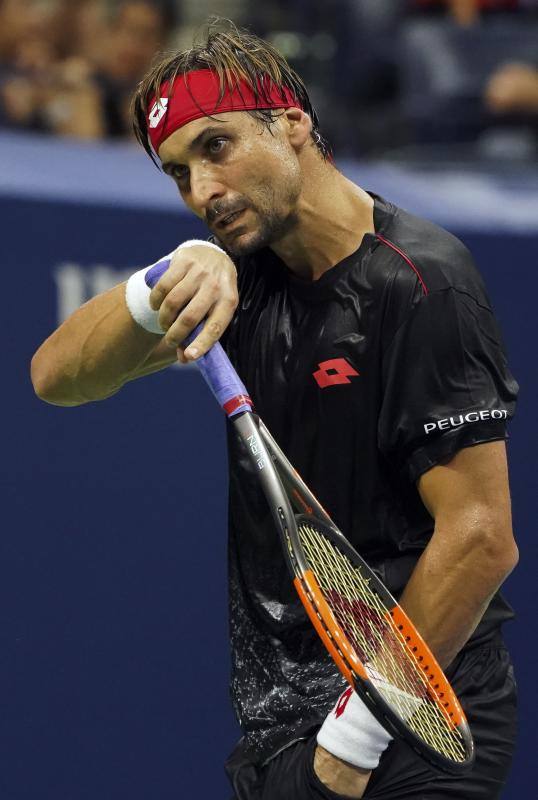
top-left (234, 412), bottom-right (475, 775)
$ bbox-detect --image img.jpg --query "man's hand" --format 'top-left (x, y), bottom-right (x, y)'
top-left (314, 746), bottom-right (371, 798)
top-left (149, 244), bottom-right (238, 361)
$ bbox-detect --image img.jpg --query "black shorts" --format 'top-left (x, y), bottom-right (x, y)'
top-left (226, 637), bottom-right (516, 800)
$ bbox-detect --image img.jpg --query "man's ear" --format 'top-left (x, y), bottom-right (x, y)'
top-left (283, 107), bottom-right (312, 149)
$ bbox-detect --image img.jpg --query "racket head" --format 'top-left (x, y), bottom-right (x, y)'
top-left (291, 515), bottom-right (475, 775)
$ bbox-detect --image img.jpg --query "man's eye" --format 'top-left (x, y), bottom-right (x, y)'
top-left (208, 137), bottom-right (227, 154)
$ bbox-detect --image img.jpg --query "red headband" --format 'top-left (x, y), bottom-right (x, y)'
top-left (146, 68), bottom-right (302, 153)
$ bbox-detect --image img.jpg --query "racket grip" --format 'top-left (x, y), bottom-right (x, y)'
top-left (145, 257), bottom-right (253, 418)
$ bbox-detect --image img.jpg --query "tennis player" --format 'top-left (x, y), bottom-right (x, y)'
top-left (31, 25), bottom-right (519, 800)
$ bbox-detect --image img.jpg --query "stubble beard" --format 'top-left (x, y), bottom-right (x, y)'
top-left (224, 206), bottom-right (298, 258)
top-left (223, 178), bottom-right (301, 258)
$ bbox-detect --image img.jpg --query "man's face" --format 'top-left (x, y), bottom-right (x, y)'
top-left (158, 111), bottom-right (303, 257)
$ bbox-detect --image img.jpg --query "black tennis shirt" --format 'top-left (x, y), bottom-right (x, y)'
top-left (221, 194), bottom-right (518, 764)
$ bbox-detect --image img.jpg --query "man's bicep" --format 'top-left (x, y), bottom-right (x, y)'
top-left (378, 287), bottom-right (518, 483)
top-left (417, 440), bottom-right (512, 532)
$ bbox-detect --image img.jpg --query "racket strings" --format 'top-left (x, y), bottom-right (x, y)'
top-left (298, 523), bottom-right (467, 763)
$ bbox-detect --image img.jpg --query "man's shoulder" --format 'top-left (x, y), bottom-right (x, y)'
top-left (372, 202), bottom-right (486, 300)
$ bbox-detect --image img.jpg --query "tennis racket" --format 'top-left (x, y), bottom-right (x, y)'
top-left (146, 261), bottom-right (475, 775)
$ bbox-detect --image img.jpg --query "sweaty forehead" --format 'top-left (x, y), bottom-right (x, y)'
top-left (157, 111), bottom-right (260, 163)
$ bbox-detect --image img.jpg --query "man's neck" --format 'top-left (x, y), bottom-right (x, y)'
top-left (270, 162), bottom-right (375, 281)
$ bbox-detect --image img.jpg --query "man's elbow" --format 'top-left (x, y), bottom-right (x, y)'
top-left (30, 352), bottom-right (87, 407)
top-left (473, 519), bottom-right (519, 584)
top-left (496, 535), bottom-right (519, 578)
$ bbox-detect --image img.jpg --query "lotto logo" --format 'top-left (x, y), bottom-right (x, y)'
top-left (313, 358), bottom-right (359, 388)
top-left (335, 687), bottom-right (354, 718)
top-left (149, 97), bottom-right (169, 128)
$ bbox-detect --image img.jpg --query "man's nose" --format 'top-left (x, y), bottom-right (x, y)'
top-left (189, 165), bottom-right (226, 216)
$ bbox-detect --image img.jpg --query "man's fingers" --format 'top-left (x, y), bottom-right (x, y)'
top-left (157, 278), bottom-right (195, 331)
top-left (157, 269), bottom-right (227, 330)
top-left (163, 292), bottom-right (214, 349)
top-left (159, 272), bottom-right (236, 334)
top-left (148, 247), bottom-right (238, 350)
top-left (165, 298), bottom-right (234, 358)
top-left (183, 316), bottom-right (226, 360)
top-left (176, 347), bottom-right (189, 365)
top-left (183, 293), bottom-right (237, 358)
top-left (149, 258), bottom-right (189, 310)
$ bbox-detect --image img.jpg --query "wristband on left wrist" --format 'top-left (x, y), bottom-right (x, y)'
top-left (124, 240), bottom-right (226, 334)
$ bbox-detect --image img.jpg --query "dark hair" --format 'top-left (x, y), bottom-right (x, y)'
top-left (131, 20), bottom-right (332, 164)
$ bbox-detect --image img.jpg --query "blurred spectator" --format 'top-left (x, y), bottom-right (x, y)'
top-left (1, 0), bottom-right (536, 161)
top-left (39, 1), bottom-right (112, 139)
top-left (412, 0), bottom-right (521, 24)
top-left (0, 0), bottom-right (175, 140)
top-left (243, 0), bottom-right (406, 156)
top-left (50, 1), bottom-right (110, 63)
top-left (0, 0), bottom-right (58, 131)
top-left (400, 0), bottom-right (538, 154)
top-left (342, 0), bottom-right (406, 156)
top-left (60, 1), bottom-right (172, 139)
top-left (485, 62), bottom-right (538, 113)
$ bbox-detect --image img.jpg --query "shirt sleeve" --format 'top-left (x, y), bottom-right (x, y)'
top-left (378, 286), bottom-right (518, 483)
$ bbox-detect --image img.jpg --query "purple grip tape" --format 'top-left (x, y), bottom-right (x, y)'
top-left (194, 343), bottom-right (252, 418)
top-left (145, 256), bottom-right (252, 418)
top-left (145, 256), bottom-right (172, 289)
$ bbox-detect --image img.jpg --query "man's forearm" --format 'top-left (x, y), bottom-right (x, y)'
top-left (31, 243), bottom-right (240, 406)
top-left (403, 441), bottom-right (519, 669)
top-left (399, 519), bottom-right (518, 669)
top-left (31, 283), bottom-right (173, 406)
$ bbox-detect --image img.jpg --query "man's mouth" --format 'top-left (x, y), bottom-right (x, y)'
top-left (216, 209), bottom-right (245, 229)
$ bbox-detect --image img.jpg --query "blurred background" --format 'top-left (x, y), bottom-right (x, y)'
top-left (1, 0), bottom-right (538, 157)
top-left (1, 2), bottom-right (537, 799)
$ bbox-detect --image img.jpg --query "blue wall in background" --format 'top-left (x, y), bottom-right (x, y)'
top-left (1, 134), bottom-right (537, 798)
top-left (2, 196), bottom-right (241, 800)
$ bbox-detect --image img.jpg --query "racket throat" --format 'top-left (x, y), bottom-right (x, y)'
top-left (233, 412), bottom-right (308, 577)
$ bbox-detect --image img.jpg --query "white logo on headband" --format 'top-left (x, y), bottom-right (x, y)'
top-left (149, 97), bottom-right (169, 128)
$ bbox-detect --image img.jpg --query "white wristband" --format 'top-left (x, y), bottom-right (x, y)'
top-left (317, 687), bottom-right (393, 770)
top-left (124, 256), bottom-right (171, 334)
top-left (124, 240), bottom-right (226, 334)
top-left (177, 239), bottom-right (226, 255)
